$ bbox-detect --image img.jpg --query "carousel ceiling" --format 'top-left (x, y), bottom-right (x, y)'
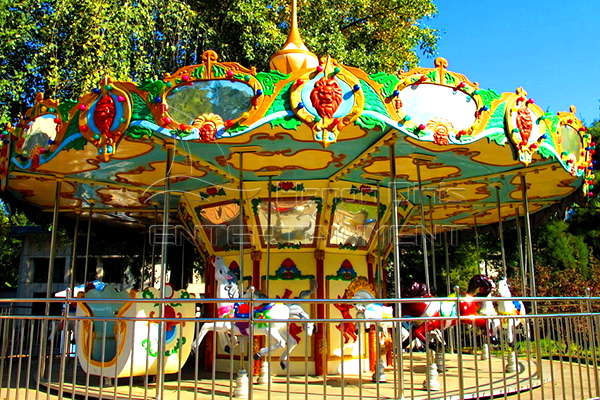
top-left (1, 45), bottom-right (594, 254)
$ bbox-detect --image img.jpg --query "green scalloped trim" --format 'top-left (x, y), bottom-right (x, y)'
top-left (277, 242), bottom-right (302, 249)
top-left (138, 79), bottom-right (166, 102)
top-left (126, 125), bottom-right (152, 139)
top-left (488, 130), bottom-right (508, 146)
top-left (368, 72), bottom-right (400, 98)
top-left (267, 81), bottom-right (293, 114)
top-left (542, 113), bottom-right (560, 133)
top-left (57, 100), bottom-right (77, 121)
top-left (64, 136), bottom-right (87, 151)
top-left (264, 274), bottom-right (315, 280)
top-left (477, 89), bottom-right (501, 108)
top-left (485, 101), bottom-right (506, 131)
top-left (226, 123), bottom-right (249, 134)
top-left (361, 79), bottom-right (389, 117)
top-left (312, 197), bottom-right (323, 213)
top-left (339, 243), bottom-right (358, 250)
top-left (130, 93), bottom-right (156, 122)
top-left (270, 115), bottom-right (302, 130)
top-left (356, 115), bottom-right (386, 131)
top-left (251, 198), bottom-right (263, 214)
top-left (331, 197), bottom-right (342, 213)
top-left (538, 144), bottom-right (554, 159)
top-left (63, 110), bottom-right (81, 141)
top-left (326, 275), bottom-right (357, 281)
top-left (379, 203), bottom-right (387, 219)
top-left (255, 71), bottom-right (290, 96)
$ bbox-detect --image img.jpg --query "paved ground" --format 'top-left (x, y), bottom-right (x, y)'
top-left (2, 352), bottom-right (600, 399)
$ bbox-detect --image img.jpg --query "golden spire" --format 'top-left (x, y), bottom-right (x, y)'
top-left (269, 0), bottom-right (318, 73)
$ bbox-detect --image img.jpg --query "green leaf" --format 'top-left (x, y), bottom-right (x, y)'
top-left (255, 71), bottom-right (290, 96)
top-left (538, 145), bottom-right (554, 159)
top-left (126, 125), bottom-right (153, 139)
top-left (356, 115), bottom-right (386, 131)
top-left (361, 79), bottom-right (389, 117)
top-left (64, 136), bottom-right (88, 151)
top-left (368, 72), bottom-right (400, 98)
top-left (485, 101), bottom-right (506, 131)
top-left (270, 115), bottom-right (302, 130)
top-left (477, 89), bottom-right (501, 108)
top-left (212, 65), bottom-right (226, 78)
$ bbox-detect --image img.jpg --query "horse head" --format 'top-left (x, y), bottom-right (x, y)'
top-left (400, 279), bottom-right (429, 298)
top-left (467, 274), bottom-right (495, 297)
top-left (496, 277), bottom-right (512, 298)
top-left (213, 257), bottom-right (236, 284)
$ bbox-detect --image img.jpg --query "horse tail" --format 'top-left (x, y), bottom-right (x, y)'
top-left (288, 304), bottom-right (315, 336)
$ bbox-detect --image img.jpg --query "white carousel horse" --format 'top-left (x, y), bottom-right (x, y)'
top-left (400, 275), bottom-right (501, 348)
top-left (495, 277), bottom-right (528, 345)
top-left (192, 257), bottom-right (315, 370)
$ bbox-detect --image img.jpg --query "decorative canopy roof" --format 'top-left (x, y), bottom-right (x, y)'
top-left (1, 45), bottom-right (593, 255)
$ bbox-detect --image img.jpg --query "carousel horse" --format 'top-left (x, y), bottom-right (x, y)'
top-left (495, 277), bottom-right (528, 345)
top-left (400, 274), bottom-right (500, 348)
top-left (192, 257), bottom-right (315, 370)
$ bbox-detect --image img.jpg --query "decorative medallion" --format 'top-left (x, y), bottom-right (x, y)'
top-left (506, 87), bottom-right (545, 165)
top-left (557, 106), bottom-right (593, 180)
top-left (426, 117), bottom-right (453, 146)
top-left (290, 56), bottom-right (364, 147)
top-left (192, 113), bottom-right (224, 142)
top-left (78, 77), bottom-right (132, 162)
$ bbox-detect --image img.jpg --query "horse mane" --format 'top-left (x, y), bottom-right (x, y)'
top-left (467, 274), bottom-right (494, 297)
top-left (400, 279), bottom-right (429, 298)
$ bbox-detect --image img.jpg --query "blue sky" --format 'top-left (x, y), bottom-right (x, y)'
top-left (426, 1), bottom-right (599, 124)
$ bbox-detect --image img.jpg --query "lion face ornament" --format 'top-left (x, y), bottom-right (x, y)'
top-left (310, 77), bottom-right (343, 119)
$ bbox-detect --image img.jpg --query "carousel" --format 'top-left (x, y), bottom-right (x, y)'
top-left (0, 0), bottom-right (594, 397)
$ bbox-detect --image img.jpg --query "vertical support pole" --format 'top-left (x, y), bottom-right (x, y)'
top-left (444, 231), bottom-right (455, 352)
top-left (520, 173), bottom-right (544, 395)
top-left (375, 179), bottom-right (383, 298)
top-left (45, 179), bottom-right (62, 299)
top-left (515, 208), bottom-right (527, 296)
top-left (266, 175), bottom-right (273, 295)
top-left (151, 205), bottom-right (158, 287)
top-left (494, 183), bottom-right (508, 277)
top-left (520, 175), bottom-right (536, 297)
top-left (69, 211), bottom-right (80, 293)
top-left (156, 145), bottom-right (174, 400)
top-left (41, 179), bottom-right (62, 378)
top-left (427, 195), bottom-right (436, 293)
top-left (314, 250), bottom-right (325, 376)
top-left (83, 203), bottom-right (94, 285)
top-left (389, 142), bottom-right (404, 399)
top-left (238, 152), bottom-right (245, 296)
top-left (58, 209), bottom-right (80, 395)
top-left (415, 161), bottom-right (430, 291)
top-left (474, 213), bottom-right (484, 275)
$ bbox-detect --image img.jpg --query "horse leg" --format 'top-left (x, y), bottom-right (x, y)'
top-left (191, 322), bottom-right (211, 351)
top-left (279, 334), bottom-right (298, 370)
top-left (409, 320), bottom-right (443, 350)
top-left (254, 325), bottom-right (287, 361)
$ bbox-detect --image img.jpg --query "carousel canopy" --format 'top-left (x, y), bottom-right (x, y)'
top-left (0, 18), bottom-right (593, 256)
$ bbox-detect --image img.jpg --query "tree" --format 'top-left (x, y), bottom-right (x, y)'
top-left (0, 0), bottom-right (439, 125)
top-left (0, 205), bottom-right (31, 290)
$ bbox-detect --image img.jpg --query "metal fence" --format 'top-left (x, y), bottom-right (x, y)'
top-left (1, 295), bottom-right (600, 400)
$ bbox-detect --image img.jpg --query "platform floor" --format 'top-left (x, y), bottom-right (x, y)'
top-left (3, 351), bottom-right (599, 400)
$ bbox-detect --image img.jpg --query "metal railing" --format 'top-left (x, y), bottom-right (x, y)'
top-left (1, 295), bottom-right (600, 400)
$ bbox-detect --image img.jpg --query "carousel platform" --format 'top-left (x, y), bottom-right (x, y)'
top-left (25, 352), bottom-right (589, 400)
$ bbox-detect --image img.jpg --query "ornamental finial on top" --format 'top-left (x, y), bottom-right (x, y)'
top-left (269, 0), bottom-right (319, 73)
